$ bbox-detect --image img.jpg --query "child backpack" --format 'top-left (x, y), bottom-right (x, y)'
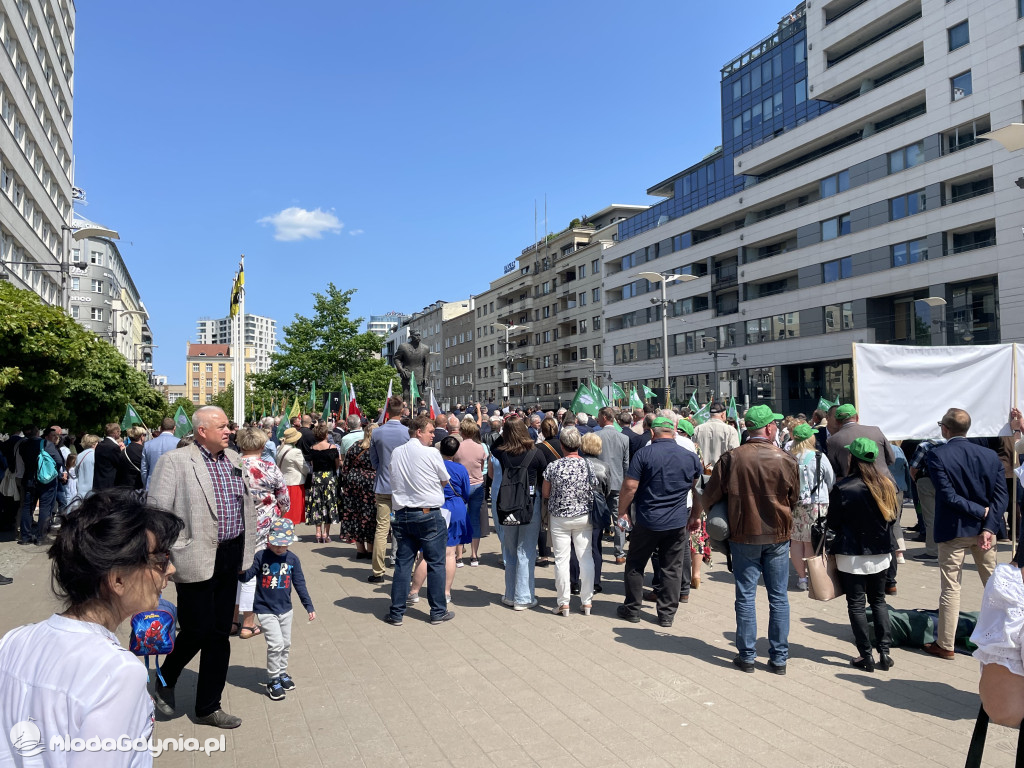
top-left (496, 448), bottom-right (537, 526)
top-left (36, 448), bottom-right (57, 484)
top-left (129, 597), bottom-right (176, 685)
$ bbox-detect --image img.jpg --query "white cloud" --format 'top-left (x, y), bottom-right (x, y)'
top-left (257, 207), bottom-right (343, 241)
top-left (349, 229), bottom-right (364, 236)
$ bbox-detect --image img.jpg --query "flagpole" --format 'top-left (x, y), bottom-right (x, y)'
top-left (233, 255), bottom-right (246, 425)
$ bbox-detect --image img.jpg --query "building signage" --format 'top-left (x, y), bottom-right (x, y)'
top-left (502, 261), bottom-right (517, 275)
top-left (69, 296), bottom-right (91, 302)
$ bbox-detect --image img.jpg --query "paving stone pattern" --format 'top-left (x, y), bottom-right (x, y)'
top-left (0, 515), bottom-right (1018, 767)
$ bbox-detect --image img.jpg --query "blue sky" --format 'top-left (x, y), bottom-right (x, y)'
top-left (74, 1), bottom-right (788, 379)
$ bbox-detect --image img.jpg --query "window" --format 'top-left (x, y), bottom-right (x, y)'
top-left (593, 316), bottom-right (601, 331)
top-left (592, 288), bottom-right (601, 302)
top-left (892, 239), bottom-right (928, 267)
top-left (578, 265), bottom-right (586, 278)
top-left (795, 78), bottom-right (806, 104)
top-left (218, 363), bottom-right (225, 372)
top-left (543, 305), bottom-right (550, 319)
top-left (823, 256), bottom-right (852, 283)
top-left (206, 378), bottom-right (213, 388)
top-left (70, 276), bottom-right (79, 290)
top-left (90, 307), bottom-right (103, 321)
top-left (824, 302), bottom-right (854, 333)
top-left (218, 379), bottom-right (225, 387)
top-left (193, 379), bottom-right (200, 388)
top-left (89, 251), bottom-right (103, 266)
top-left (579, 319), bottom-right (588, 333)
top-left (1020, 45), bottom-right (1024, 73)
top-left (820, 170), bottom-right (850, 198)
top-left (951, 71), bottom-right (972, 101)
top-left (542, 281), bottom-right (550, 295)
top-left (70, 305), bottom-right (79, 318)
top-left (948, 20), bottom-right (969, 51)
top-left (821, 214), bottom-right (851, 240)
top-left (733, 115), bottom-right (742, 138)
top-left (206, 363), bottom-right (213, 372)
top-left (592, 259), bottom-right (599, 274)
top-left (543, 331), bottom-right (551, 343)
top-left (773, 91), bottom-right (783, 117)
top-left (578, 292), bottom-right (586, 306)
top-left (193, 395), bottom-right (200, 403)
top-left (71, 248), bottom-right (81, 262)
top-left (90, 279), bottom-right (103, 293)
top-left (888, 142), bottom-right (925, 173)
top-left (206, 394), bottom-right (212, 404)
top-left (192, 363), bottom-right (200, 372)
top-left (890, 189), bottom-right (926, 220)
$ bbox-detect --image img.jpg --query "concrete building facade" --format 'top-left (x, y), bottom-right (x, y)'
top-left (184, 343), bottom-right (256, 406)
top-left (196, 313), bottom-right (277, 373)
top-left (0, 0), bottom-right (75, 307)
top-left (367, 312), bottom-right (410, 339)
top-left (602, 0), bottom-right (1022, 414)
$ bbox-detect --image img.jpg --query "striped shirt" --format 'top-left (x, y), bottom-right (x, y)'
top-left (198, 444), bottom-right (245, 541)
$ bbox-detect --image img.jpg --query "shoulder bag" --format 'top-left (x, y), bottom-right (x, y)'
top-left (583, 459), bottom-right (611, 529)
top-left (804, 524), bottom-right (844, 601)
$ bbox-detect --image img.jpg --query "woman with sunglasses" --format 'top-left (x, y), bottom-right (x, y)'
top-left (0, 488), bottom-right (183, 765)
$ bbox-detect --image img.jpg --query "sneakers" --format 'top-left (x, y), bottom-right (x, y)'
top-left (513, 599), bottom-right (538, 611)
top-left (152, 682), bottom-right (176, 716)
top-left (279, 673), bottom-right (296, 691)
top-left (766, 660), bottom-right (787, 676)
top-left (501, 597), bottom-right (515, 607)
top-left (267, 678), bottom-right (286, 701)
top-left (382, 615), bottom-right (403, 626)
top-left (796, 577), bottom-right (809, 591)
top-left (895, 553), bottom-right (906, 564)
top-left (408, 593), bottom-right (420, 603)
top-left (430, 610), bottom-right (455, 625)
top-left (570, 582), bottom-right (581, 595)
top-left (455, 559), bottom-right (465, 568)
top-left (194, 710), bottom-right (242, 729)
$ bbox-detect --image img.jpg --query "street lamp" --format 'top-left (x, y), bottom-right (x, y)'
top-left (495, 322), bottom-right (530, 402)
top-left (638, 271), bottom-right (701, 406)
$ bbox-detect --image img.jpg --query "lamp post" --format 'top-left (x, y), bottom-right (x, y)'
top-left (495, 322), bottom-right (529, 402)
top-left (638, 271), bottom-right (700, 406)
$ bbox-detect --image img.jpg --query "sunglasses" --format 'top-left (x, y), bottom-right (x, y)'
top-left (147, 550), bottom-right (171, 574)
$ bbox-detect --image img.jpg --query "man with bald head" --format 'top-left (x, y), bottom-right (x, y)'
top-left (432, 414), bottom-right (450, 446)
top-left (148, 406), bottom-right (258, 729)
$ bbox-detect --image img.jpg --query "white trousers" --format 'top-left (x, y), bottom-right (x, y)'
top-left (551, 515), bottom-right (593, 607)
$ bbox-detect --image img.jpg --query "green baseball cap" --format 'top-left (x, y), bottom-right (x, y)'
top-left (835, 403), bottom-right (857, 420)
top-left (792, 423), bottom-right (818, 442)
top-left (745, 404), bottom-right (783, 429)
top-left (651, 416), bottom-right (675, 430)
top-left (849, 436), bottom-right (878, 462)
top-left (676, 419), bottom-right (695, 436)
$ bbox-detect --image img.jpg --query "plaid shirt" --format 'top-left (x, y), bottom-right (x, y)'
top-left (909, 438), bottom-right (947, 477)
top-left (198, 443), bottom-right (245, 541)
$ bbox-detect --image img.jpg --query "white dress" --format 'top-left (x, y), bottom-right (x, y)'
top-left (972, 563), bottom-right (1024, 677)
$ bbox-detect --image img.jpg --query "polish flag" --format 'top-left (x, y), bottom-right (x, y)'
top-left (348, 383), bottom-right (361, 418)
top-left (428, 389), bottom-right (441, 420)
top-left (378, 379), bottom-right (393, 424)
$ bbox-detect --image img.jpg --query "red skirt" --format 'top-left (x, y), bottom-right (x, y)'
top-left (284, 485), bottom-right (305, 525)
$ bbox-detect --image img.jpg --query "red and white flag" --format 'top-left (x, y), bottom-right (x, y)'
top-left (377, 379), bottom-right (393, 424)
top-left (348, 383), bottom-right (361, 418)
top-left (428, 389), bottom-right (441, 419)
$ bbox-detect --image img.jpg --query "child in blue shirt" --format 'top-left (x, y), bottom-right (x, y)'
top-left (239, 518), bottom-right (316, 700)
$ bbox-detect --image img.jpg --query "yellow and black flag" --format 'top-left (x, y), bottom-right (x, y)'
top-left (229, 259), bottom-right (245, 317)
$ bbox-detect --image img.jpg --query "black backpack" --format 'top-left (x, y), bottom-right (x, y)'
top-left (497, 448), bottom-right (537, 526)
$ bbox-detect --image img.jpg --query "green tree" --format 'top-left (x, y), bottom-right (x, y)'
top-left (251, 283), bottom-right (397, 419)
top-left (0, 283), bottom-right (165, 433)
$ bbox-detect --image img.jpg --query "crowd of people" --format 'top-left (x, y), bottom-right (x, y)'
top-left (3, 393), bottom-right (1024, 758)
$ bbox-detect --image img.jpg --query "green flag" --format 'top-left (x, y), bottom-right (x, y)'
top-left (260, 402), bottom-right (266, 421)
top-left (687, 392), bottom-right (700, 414)
top-left (409, 371), bottom-right (420, 404)
top-left (120, 404), bottom-right (143, 432)
top-left (276, 415), bottom-right (288, 441)
top-left (340, 372), bottom-right (349, 418)
top-left (727, 396), bottom-right (741, 438)
top-left (590, 382), bottom-right (608, 408)
top-left (270, 397), bottom-right (276, 415)
top-left (642, 384), bottom-right (656, 401)
top-left (288, 397), bottom-right (301, 419)
top-left (692, 401), bottom-right (711, 425)
top-left (321, 393), bottom-right (331, 422)
top-left (571, 383), bottom-right (599, 417)
top-left (816, 396), bottom-right (832, 412)
top-left (172, 406), bottom-right (192, 438)
top-left (610, 382), bottom-right (627, 402)
top-left (628, 387), bottom-right (643, 409)
top-left (307, 381), bottom-right (317, 414)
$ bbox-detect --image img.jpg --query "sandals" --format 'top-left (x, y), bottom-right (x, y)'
top-left (239, 625), bottom-right (263, 640)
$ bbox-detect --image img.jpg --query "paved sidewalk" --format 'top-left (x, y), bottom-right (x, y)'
top-left (0, 521), bottom-right (1018, 767)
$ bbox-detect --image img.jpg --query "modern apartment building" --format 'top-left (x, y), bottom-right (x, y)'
top-left (367, 311), bottom-right (410, 339)
top-left (196, 313), bottom-right (277, 373)
top-left (441, 307), bottom-right (475, 409)
top-left (0, 0), bottom-right (75, 306)
top-left (602, 0), bottom-right (1020, 414)
top-left (473, 205), bottom-right (645, 409)
top-left (184, 343), bottom-right (256, 406)
top-left (69, 233), bottom-right (154, 378)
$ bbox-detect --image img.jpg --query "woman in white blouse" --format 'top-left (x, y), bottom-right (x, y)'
top-left (0, 488), bottom-right (183, 766)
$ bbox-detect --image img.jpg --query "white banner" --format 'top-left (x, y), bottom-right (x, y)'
top-left (853, 343), bottom-right (1014, 440)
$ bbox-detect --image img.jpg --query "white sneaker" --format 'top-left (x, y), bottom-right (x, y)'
top-left (896, 553), bottom-right (905, 564)
top-left (513, 599), bottom-right (538, 611)
top-left (408, 593), bottom-right (420, 604)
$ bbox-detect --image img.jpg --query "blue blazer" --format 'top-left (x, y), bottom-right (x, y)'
top-left (925, 437), bottom-right (1006, 541)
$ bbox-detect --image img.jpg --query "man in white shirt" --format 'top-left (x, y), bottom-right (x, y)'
top-left (693, 402), bottom-right (740, 470)
top-left (340, 414), bottom-right (364, 453)
top-left (383, 415), bottom-right (453, 627)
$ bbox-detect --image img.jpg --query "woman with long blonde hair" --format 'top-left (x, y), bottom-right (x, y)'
top-left (788, 422), bottom-right (834, 591)
top-left (826, 437), bottom-right (899, 672)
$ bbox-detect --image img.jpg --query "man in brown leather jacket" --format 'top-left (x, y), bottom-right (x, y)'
top-left (703, 405), bottom-right (799, 675)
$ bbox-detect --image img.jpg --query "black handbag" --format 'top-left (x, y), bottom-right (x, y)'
top-left (584, 460), bottom-right (611, 528)
top-left (964, 705), bottom-right (1024, 768)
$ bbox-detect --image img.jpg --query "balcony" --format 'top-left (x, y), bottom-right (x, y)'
top-left (712, 265), bottom-right (739, 289)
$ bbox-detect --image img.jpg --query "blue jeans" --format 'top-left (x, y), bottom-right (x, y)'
top-left (501, 494), bottom-right (541, 605)
top-left (730, 540), bottom-right (790, 665)
top-left (465, 483), bottom-right (484, 540)
top-left (389, 507), bottom-right (448, 620)
top-left (20, 480), bottom-right (58, 543)
top-left (490, 459), bottom-right (505, 551)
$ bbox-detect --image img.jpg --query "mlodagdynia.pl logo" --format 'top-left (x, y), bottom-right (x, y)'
top-left (10, 719), bottom-right (45, 757)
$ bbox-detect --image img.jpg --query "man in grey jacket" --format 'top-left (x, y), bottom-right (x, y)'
top-left (595, 408), bottom-right (631, 563)
top-left (368, 398), bottom-right (410, 584)
top-left (148, 406), bottom-right (258, 729)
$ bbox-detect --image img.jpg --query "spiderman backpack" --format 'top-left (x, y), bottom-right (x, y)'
top-left (129, 597), bottom-right (176, 684)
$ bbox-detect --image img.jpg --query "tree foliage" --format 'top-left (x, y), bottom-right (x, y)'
top-left (251, 283), bottom-right (397, 419)
top-left (0, 283), bottom-right (164, 434)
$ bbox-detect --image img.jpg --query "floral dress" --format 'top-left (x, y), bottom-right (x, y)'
top-left (241, 456), bottom-right (290, 552)
top-left (340, 442), bottom-right (376, 543)
top-left (689, 441), bottom-right (711, 563)
top-left (306, 446), bottom-right (340, 526)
